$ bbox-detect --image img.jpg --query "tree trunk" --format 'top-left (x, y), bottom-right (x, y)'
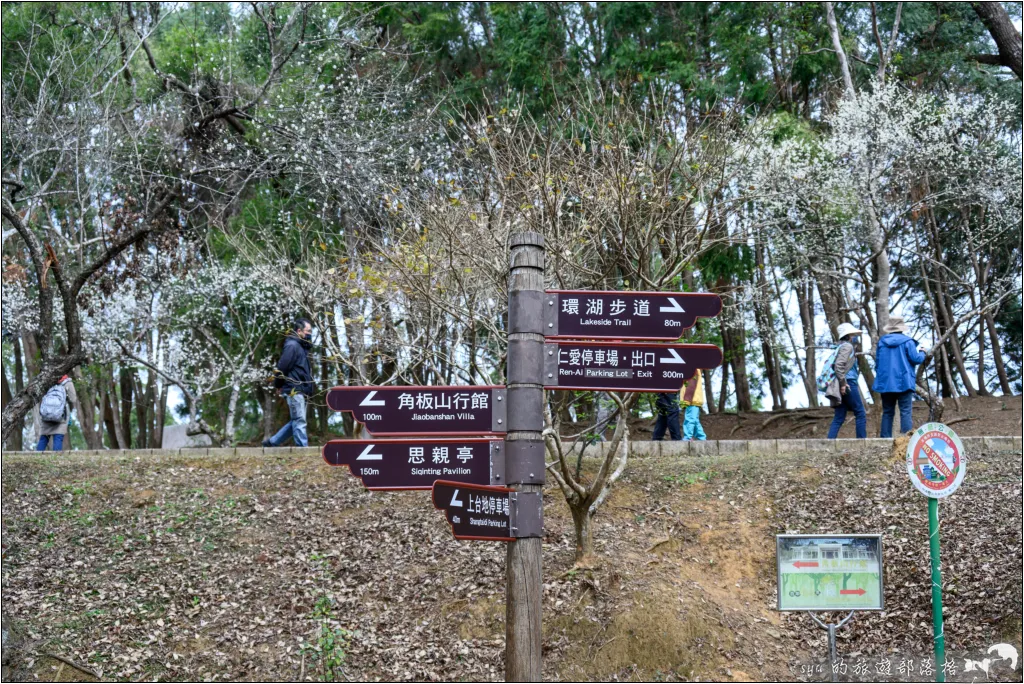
top-left (797, 274), bottom-right (819, 408)
top-left (717, 360), bottom-right (729, 413)
top-left (119, 367), bottom-right (134, 448)
top-left (976, 316), bottom-right (990, 395)
top-left (72, 368), bottom-right (103, 450)
top-left (257, 385), bottom-right (275, 440)
top-left (925, 209), bottom-right (978, 396)
top-left (153, 383), bottom-right (168, 448)
top-left (2, 368), bottom-right (18, 450)
top-left (8, 336), bottom-right (26, 450)
top-left (985, 311), bottom-right (1013, 394)
top-left (106, 376), bottom-right (127, 449)
top-left (754, 243), bottom-right (785, 409)
top-left (569, 503), bottom-right (594, 563)
top-left (223, 382), bottom-right (241, 446)
top-left (865, 195), bottom-right (892, 336)
top-left (728, 324), bottom-right (753, 412)
top-left (815, 272), bottom-right (847, 339)
top-left (132, 370), bottom-right (148, 449)
top-left (702, 369), bottom-right (716, 415)
top-left (824, 1), bottom-right (856, 97)
top-left (972, 2), bottom-right (1023, 79)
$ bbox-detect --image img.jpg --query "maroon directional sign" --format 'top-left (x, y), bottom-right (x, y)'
top-left (322, 438), bottom-right (505, 490)
top-left (325, 386), bottom-right (506, 436)
top-left (432, 481), bottom-right (516, 541)
top-left (545, 290), bottom-right (721, 340)
top-left (543, 341), bottom-right (722, 392)
top-left (432, 480), bottom-right (542, 542)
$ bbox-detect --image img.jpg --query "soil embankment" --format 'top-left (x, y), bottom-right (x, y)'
top-left (2, 443), bottom-right (1021, 681)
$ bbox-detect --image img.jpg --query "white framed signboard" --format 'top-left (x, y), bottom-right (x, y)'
top-left (776, 534), bottom-right (884, 612)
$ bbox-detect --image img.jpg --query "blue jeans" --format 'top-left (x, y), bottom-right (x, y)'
top-left (682, 406), bottom-right (706, 440)
top-left (828, 383), bottom-right (867, 439)
top-left (652, 393), bottom-right (681, 441)
top-left (268, 392), bottom-right (308, 447)
top-left (879, 391), bottom-right (914, 438)
top-left (36, 434), bottom-right (64, 451)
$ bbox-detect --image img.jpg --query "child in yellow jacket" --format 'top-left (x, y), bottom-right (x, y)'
top-left (680, 372), bottom-right (706, 441)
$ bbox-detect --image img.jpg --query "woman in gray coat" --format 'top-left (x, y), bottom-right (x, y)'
top-left (33, 375), bottom-right (78, 451)
top-left (825, 323), bottom-right (867, 439)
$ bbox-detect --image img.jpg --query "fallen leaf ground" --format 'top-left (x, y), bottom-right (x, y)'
top-left (2, 444), bottom-right (1021, 682)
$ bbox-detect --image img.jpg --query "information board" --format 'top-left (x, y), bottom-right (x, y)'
top-left (776, 534), bottom-right (884, 612)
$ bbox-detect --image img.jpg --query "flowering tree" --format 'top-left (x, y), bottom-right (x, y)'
top-left (746, 81), bottom-right (1022, 412)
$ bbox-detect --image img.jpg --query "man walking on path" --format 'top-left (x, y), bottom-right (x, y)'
top-left (33, 375), bottom-right (78, 451)
top-left (263, 319), bottom-right (314, 448)
top-left (872, 316), bottom-right (926, 438)
top-left (826, 323), bottom-right (867, 440)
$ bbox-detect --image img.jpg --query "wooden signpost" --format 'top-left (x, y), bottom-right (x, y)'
top-left (323, 231), bottom-right (722, 681)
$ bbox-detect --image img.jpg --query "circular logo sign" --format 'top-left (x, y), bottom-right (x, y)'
top-left (906, 422), bottom-right (966, 498)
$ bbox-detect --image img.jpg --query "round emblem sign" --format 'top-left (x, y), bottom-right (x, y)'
top-left (906, 422), bottom-right (966, 498)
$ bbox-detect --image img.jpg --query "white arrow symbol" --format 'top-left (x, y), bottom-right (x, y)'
top-left (660, 348), bottom-right (686, 364)
top-left (359, 391), bottom-right (385, 407)
top-left (355, 444), bottom-right (383, 461)
top-left (659, 297), bottom-right (685, 313)
top-left (450, 488), bottom-right (464, 507)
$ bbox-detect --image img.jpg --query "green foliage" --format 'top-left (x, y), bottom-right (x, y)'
top-left (663, 470), bottom-right (716, 486)
top-left (302, 596), bottom-right (353, 682)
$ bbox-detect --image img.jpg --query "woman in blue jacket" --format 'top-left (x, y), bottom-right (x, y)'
top-left (872, 316), bottom-right (927, 438)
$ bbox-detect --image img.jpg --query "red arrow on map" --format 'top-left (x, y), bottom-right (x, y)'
top-left (793, 561), bottom-right (819, 568)
top-left (840, 588), bottom-right (866, 596)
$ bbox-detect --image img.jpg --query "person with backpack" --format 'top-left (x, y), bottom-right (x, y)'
top-left (824, 323), bottom-right (867, 440)
top-left (33, 375), bottom-right (78, 451)
top-left (872, 316), bottom-right (927, 438)
top-left (263, 318), bottom-right (315, 448)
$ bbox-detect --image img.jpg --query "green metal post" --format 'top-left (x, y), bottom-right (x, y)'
top-left (928, 497), bottom-right (945, 682)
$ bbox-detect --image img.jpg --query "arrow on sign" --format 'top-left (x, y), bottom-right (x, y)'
top-left (355, 444), bottom-right (383, 461)
top-left (659, 348), bottom-right (686, 364)
top-left (793, 561), bottom-right (819, 568)
top-left (840, 588), bottom-right (866, 596)
top-left (359, 391), bottom-right (386, 406)
top-left (659, 297), bottom-right (685, 313)
top-left (449, 488), bottom-right (464, 507)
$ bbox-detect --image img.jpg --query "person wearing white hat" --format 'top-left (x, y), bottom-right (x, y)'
top-left (825, 322), bottom-right (867, 439)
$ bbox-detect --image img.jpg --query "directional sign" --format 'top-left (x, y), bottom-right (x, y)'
top-left (776, 534), bottom-right (884, 611)
top-left (545, 290), bottom-right (722, 340)
top-left (323, 438), bottom-right (505, 490)
top-left (326, 386), bottom-right (506, 436)
top-left (542, 341), bottom-right (722, 392)
top-left (431, 480), bottom-right (543, 541)
top-left (906, 423), bottom-right (966, 499)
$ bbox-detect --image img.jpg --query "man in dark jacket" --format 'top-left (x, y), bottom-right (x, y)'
top-left (263, 319), bottom-right (314, 447)
top-left (872, 316), bottom-right (927, 438)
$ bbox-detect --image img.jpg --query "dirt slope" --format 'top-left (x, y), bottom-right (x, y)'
top-left (2, 444), bottom-right (1021, 682)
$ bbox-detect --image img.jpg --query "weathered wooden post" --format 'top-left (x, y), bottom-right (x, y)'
top-left (505, 232), bottom-right (545, 681)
